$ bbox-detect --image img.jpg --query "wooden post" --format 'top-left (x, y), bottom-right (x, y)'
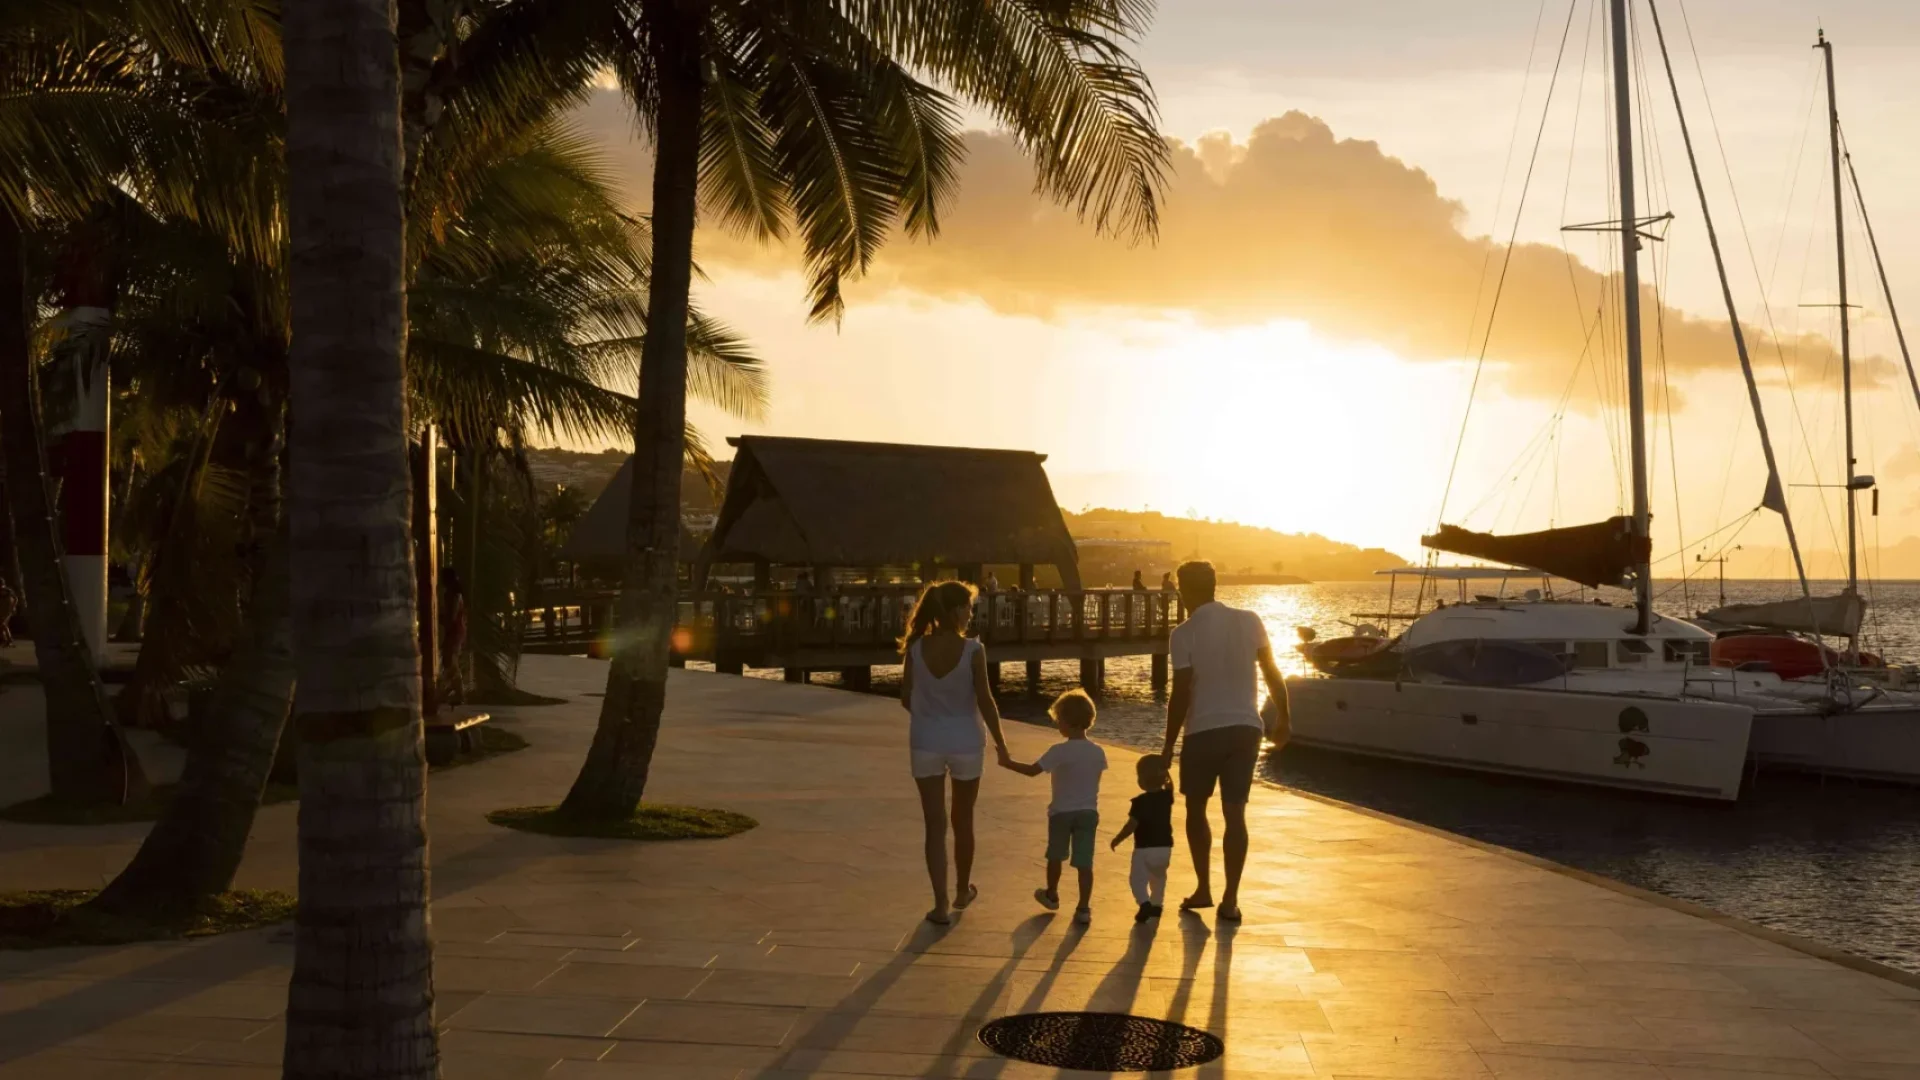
top-left (1025, 659), bottom-right (1042, 693)
top-left (412, 428), bottom-right (438, 718)
top-left (1151, 652), bottom-right (1169, 689)
top-left (841, 665), bottom-right (871, 692)
top-left (988, 661), bottom-right (1002, 692)
top-left (754, 560), bottom-right (771, 591)
top-left (1079, 656), bottom-right (1101, 694)
top-left (784, 667), bottom-right (806, 683)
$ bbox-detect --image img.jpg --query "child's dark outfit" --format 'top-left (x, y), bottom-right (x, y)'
top-left (1125, 788), bottom-right (1174, 910)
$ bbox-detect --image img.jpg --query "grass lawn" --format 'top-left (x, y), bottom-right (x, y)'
top-left (0, 889), bottom-right (295, 950)
top-left (487, 803), bottom-right (757, 841)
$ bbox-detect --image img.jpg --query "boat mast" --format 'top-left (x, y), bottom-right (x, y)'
top-left (1610, 0), bottom-right (1653, 634)
top-left (1819, 30), bottom-right (1859, 660)
top-left (1647, 0), bottom-right (1815, 607)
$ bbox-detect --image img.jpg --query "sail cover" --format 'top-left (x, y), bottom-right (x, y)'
top-left (1421, 517), bottom-right (1648, 589)
top-left (1701, 590), bottom-right (1863, 637)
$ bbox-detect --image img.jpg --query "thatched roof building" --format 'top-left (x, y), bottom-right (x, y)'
top-left (699, 436), bottom-right (1081, 587)
top-left (557, 457), bottom-right (705, 564)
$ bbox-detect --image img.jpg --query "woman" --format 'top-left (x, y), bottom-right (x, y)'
top-left (900, 580), bottom-right (1010, 924)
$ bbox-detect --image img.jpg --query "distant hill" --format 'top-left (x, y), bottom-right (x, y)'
top-left (526, 448), bottom-right (731, 512)
top-left (528, 450), bottom-right (1408, 580)
top-left (1064, 508), bottom-right (1407, 582)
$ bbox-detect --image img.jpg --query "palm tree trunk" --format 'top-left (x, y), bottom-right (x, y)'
top-left (283, 0), bottom-right (438, 1075)
top-left (89, 417), bottom-right (292, 919)
top-left (0, 202), bottom-right (138, 805)
top-left (560, 16), bottom-right (701, 820)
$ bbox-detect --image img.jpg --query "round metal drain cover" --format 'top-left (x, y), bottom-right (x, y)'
top-left (977, 1011), bottom-right (1223, 1071)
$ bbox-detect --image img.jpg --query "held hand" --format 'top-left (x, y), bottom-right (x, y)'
top-left (995, 745), bottom-right (1013, 767)
top-left (1109, 835), bottom-right (1121, 851)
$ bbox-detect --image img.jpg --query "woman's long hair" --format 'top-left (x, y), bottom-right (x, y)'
top-left (898, 580), bottom-right (977, 655)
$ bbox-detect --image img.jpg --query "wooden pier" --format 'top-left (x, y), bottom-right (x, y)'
top-left (545, 435), bottom-right (1178, 693)
top-left (522, 586), bottom-right (1182, 693)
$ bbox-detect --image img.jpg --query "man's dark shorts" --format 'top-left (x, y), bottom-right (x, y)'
top-left (1178, 724), bottom-right (1262, 804)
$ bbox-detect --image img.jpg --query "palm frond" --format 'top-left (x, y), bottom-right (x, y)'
top-left (842, 0), bottom-right (1168, 240)
top-left (699, 27), bottom-right (788, 239)
top-left (408, 334), bottom-right (637, 446)
top-left (573, 317), bottom-right (768, 423)
top-left (748, 26), bottom-right (907, 321)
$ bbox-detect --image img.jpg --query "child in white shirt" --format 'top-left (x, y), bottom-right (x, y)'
top-left (999, 689), bottom-right (1107, 925)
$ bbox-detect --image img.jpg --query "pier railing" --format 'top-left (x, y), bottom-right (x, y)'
top-left (521, 586), bottom-right (1183, 665)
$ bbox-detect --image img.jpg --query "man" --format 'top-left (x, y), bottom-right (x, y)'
top-left (1160, 560), bottom-right (1289, 921)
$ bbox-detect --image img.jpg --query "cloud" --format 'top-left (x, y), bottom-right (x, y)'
top-left (573, 94), bottom-right (1880, 403)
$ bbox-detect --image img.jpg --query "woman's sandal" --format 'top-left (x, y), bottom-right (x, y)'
top-left (954, 884), bottom-right (979, 910)
top-left (925, 908), bottom-right (952, 925)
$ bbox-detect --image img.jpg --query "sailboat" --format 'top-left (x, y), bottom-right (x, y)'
top-left (1285, 0), bottom-right (1756, 800)
top-left (1284, 6), bottom-right (1920, 797)
top-left (1707, 30), bottom-right (1920, 781)
top-left (1699, 31), bottom-right (1888, 682)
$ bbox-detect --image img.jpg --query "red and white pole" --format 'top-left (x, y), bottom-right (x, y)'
top-left (47, 306), bottom-right (111, 660)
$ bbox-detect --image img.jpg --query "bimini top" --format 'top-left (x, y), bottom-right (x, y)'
top-left (700, 436), bottom-right (1081, 584)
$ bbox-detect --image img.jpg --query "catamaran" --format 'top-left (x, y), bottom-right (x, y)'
top-left (1284, 5), bottom-right (1920, 798)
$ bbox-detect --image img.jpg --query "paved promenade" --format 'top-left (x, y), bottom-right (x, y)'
top-left (2, 654), bottom-right (1918, 1078)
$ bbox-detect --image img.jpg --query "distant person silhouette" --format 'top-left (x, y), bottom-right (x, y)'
top-left (1160, 572), bottom-right (1176, 592)
top-left (1131, 570), bottom-right (1146, 590)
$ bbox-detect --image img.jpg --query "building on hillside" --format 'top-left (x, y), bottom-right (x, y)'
top-left (1070, 537), bottom-right (1175, 587)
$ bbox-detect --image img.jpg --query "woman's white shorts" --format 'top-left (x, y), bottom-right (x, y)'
top-left (911, 749), bottom-right (983, 781)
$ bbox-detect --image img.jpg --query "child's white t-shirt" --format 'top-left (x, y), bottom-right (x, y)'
top-left (1036, 739), bottom-right (1107, 814)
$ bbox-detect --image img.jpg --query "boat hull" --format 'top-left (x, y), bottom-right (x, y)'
top-left (1284, 677), bottom-right (1754, 800)
top-left (1748, 707), bottom-right (1920, 785)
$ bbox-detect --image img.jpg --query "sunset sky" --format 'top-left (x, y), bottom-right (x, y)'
top-left (573, 1), bottom-right (1920, 580)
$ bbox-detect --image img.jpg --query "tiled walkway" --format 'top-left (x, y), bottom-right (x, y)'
top-left (2, 655), bottom-right (1917, 1077)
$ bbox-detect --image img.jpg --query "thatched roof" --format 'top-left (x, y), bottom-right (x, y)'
top-left (701, 436), bottom-right (1079, 584)
top-left (557, 457), bottom-right (705, 563)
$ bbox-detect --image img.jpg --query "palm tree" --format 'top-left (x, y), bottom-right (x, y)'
top-left (562, 0), bottom-right (1169, 819)
top-left (281, 0), bottom-right (437, 1072)
top-left (63, 0), bottom-right (759, 921)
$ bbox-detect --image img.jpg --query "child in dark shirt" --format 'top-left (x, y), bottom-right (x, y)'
top-left (1109, 755), bottom-right (1175, 922)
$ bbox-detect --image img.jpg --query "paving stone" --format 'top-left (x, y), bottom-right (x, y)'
top-left (3, 656), bottom-right (1916, 1079)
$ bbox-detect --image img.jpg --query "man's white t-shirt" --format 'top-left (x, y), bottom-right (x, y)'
top-left (1036, 738), bottom-right (1108, 814)
top-left (1169, 601), bottom-right (1270, 734)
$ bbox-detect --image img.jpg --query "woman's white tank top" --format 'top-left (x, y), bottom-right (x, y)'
top-left (908, 638), bottom-right (984, 754)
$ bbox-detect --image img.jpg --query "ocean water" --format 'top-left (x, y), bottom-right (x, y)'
top-left (786, 580), bottom-right (1920, 976)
